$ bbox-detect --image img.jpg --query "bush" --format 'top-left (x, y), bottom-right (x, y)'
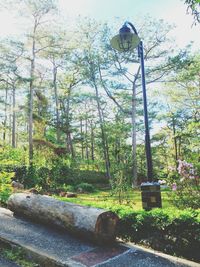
top-left (115, 207), bottom-right (200, 262)
top-left (62, 194), bottom-right (200, 262)
top-left (0, 164), bottom-right (108, 191)
top-left (0, 172), bottom-right (14, 204)
top-left (168, 160), bottom-right (200, 209)
top-left (75, 183), bottom-right (96, 193)
top-left (110, 169), bottom-right (131, 204)
top-left (55, 194), bottom-right (200, 262)
top-left (64, 185), bottom-right (76, 192)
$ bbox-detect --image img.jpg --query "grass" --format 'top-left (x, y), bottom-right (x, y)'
top-left (0, 247), bottom-right (38, 267)
top-left (55, 189), bottom-right (174, 210)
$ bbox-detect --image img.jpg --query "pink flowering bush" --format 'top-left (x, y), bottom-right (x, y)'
top-left (168, 159), bottom-right (200, 209)
top-left (177, 160), bottom-right (196, 180)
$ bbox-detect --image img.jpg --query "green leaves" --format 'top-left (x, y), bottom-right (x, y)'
top-left (0, 171), bottom-right (14, 204)
top-left (117, 207), bottom-right (200, 261)
top-left (185, 0), bottom-right (200, 24)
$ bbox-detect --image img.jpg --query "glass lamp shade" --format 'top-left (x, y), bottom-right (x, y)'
top-left (110, 32), bottom-right (140, 52)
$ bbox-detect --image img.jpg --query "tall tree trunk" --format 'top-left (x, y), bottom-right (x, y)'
top-left (29, 59), bottom-right (34, 165)
top-left (12, 86), bottom-right (16, 148)
top-left (105, 132), bottom-right (111, 167)
top-left (3, 87), bottom-right (8, 144)
top-left (101, 109), bottom-right (111, 168)
top-left (16, 128), bottom-right (19, 148)
top-left (178, 137), bottom-right (181, 158)
top-left (172, 115), bottom-right (178, 168)
top-left (66, 132), bottom-right (74, 158)
top-left (90, 122), bottom-right (95, 161)
top-left (29, 22), bottom-right (37, 166)
top-left (131, 82), bottom-right (137, 186)
top-left (80, 118), bottom-right (84, 159)
top-left (94, 83), bottom-right (111, 179)
top-left (65, 91), bottom-right (75, 158)
top-left (85, 117), bottom-right (89, 161)
top-left (53, 60), bottom-right (60, 143)
top-left (115, 138), bottom-right (121, 164)
top-left (9, 94), bottom-right (12, 145)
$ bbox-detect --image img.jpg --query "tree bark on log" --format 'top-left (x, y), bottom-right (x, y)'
top-left (7, 193), bottom-right (119, 243)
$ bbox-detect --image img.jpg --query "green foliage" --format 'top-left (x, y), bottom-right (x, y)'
top-left (0, 172), bottom-right (14, 204)
top-left (75, 182), bottom-right (95, 193)
top-left (64, 185), bottom-right (76, 192)
top-left (169, 181), bottom-right (200, 209)
top-left (167, 160), bottom-right (200, 209)
top-left (59, 191), bottom-right (200, 262)
top-left (185, 0), bottom-right (200, 24)
top-left (10, 161), bottom-right (107, 191)
top-left (0, 247), bottom-right (38, 267)
top-left (110, 168), bottom-right (131, 204)
top-left (116, 207), bottom-right (200, 262)
top-left (0, 147), bottom-right (27, 167)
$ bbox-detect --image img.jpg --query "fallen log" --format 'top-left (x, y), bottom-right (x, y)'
top-left (7, 193), bottom-right (119, 243)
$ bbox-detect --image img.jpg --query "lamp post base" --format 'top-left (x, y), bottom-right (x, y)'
top-left (141, 182), bottom-right (162, 210)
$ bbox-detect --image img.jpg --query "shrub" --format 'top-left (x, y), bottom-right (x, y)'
top-left (7, 164), bottom-right (107, 191)
top-left (64, 185), bottom-right (76, 192)
top-left (71, 199), bottom-right (200, 262)
top-left (115, 207), bottom-right (200, 262)
top-left (110, 169), bottom-right (131, 204)
top-left (75, 183), bottom-right (96, 193)
top-left (168, 160), bottom-right (200, 209)
top-left (36, 167), bottom-right (50, 189)
top-left (0, 172), bottom-right (14, 204)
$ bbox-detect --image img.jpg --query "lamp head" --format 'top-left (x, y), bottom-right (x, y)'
top-left (110, 23), bottom-right (140, 52)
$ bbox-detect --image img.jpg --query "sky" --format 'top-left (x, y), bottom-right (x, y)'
top-left (0, 0), bottom-right (200, 52)
top-left (0, 0), bottom-right (199, 134)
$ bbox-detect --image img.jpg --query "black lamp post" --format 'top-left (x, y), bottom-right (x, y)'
top-left (110, 21), bottom-right (162, 210)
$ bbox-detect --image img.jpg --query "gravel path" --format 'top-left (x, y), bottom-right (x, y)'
top-left (0, 207), bottom-right (198, 267)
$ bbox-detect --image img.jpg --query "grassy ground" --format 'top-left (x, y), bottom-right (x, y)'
top-left (0, 247), bottom-right (38, 267)
top-left (56, 189), bottom-right (173, 210)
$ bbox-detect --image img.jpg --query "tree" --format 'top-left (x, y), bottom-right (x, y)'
top-left (42, 31), bottom-right (73, 144)
top-left (100, 17), bottom-right (175, 184)
top-left (73, 19), bottom-right (112, 178)
top-left (152, 52), bottom-right (200, 180)
top-left (6, 0), bottom-right (57, 164)
top-left (0, 39), bottom-right (24, 147)
top-left (184, 0), bottom-right (200, 24)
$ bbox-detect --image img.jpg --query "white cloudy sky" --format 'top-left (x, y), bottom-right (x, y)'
top-left (0, 0), bottom-right (200, 51)
top-left (0, 0), bottom-right (199, 134)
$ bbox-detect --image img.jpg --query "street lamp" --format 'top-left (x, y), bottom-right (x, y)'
top-left (110, 21), bottom-right (162, 210)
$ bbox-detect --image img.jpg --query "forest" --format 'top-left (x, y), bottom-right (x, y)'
top-left (0, 0), bottom-right (199, 210)
top-left (0, 1), bottom-right (199, 264)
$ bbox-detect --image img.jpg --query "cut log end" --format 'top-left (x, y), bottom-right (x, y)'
top-left (95, 211), bottom-right (119, 242)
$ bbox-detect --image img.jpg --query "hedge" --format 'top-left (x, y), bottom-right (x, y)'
top-left (65, 199), bottom-right (200, 262)
top-left (112, 206), bottom-right (200, 262)
top-left (0, 164), bottom-right (108, 189)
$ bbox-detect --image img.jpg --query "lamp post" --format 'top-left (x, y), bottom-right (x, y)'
top-left (110, 21), bottom-right (162, 210)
